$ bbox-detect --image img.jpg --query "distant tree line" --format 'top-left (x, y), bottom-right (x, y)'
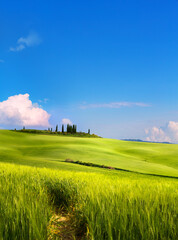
top-left (47, 124), bottom-right (90, 135)
top-left (21, 124), bottom-right (91, 135)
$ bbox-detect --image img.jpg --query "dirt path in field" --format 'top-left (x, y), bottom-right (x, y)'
top-left (48, 212), bottom-right (88, 240)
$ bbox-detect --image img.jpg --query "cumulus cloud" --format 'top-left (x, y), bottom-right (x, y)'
top-left (145, 121), bottom-right (178, 143)
top-left (80, 102), bottom-right (150, 109)
top-left (61, 118), bottom-right (72, 125)
top-left (9, 32), bottom-right (41, 52)
top-left (0, 94), bottom-right (50, 127)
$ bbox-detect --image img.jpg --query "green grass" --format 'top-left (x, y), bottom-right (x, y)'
top-left (0, 163), bottom-right (177, 240)
top-left (0, 130), bottom-right (178, 177)
top-left (0, 130), bottom-right (177, 239)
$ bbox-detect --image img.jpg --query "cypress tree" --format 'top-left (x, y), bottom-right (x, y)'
top-left (70, 125), bottom-right (72, 133)
top-left (72, 124), bottom-right (76, 133)
top-left (62, 124), bottom-right (64, 133)
top-left (51, 128), bottom-right (52, 132)
top-left (55, 124), bottom-right (58, 132)
top-left (67, 124), bottom-right (73, 133)
top-left (88, 129), bottom-right (90, 134)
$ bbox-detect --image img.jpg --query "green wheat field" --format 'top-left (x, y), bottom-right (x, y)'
top-left (0, 130), bottom-right (177, 239)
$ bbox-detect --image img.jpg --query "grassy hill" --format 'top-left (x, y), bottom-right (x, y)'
top-left (0, 130), bottom-right (177, 240)
top-left (0, 130), bottom-right (178, 177)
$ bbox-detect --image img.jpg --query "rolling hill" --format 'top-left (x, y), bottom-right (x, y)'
top-left (0, 130), bottom-right (177, 177)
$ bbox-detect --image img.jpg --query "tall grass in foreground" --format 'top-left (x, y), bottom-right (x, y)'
top-left (0, 163), bottom-right (177, 240)
top-left (0, 168), bottom-right (51, 240)
top-left (81, 178), bottom-right (178, 240)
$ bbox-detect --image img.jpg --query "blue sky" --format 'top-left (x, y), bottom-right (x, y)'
top-left (1, 0), bottom-right (178, 142)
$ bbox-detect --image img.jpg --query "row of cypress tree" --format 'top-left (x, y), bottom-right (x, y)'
top-left (21, 125), bottom-right (90, 134)
top-left (53, 124), bottom-right (77, 133)
top-left (48, 124), bottom-right (90, 134)
top-left (66, 124), bottom-right (77, 133)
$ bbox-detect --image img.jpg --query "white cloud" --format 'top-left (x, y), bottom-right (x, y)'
top-left (17, 32), bottom-right (41, 47)
top-left (9, 32), bottom-right (41, 52)
top-left (61, 118), bottom-right (72, 125)
top-left (145, 121), bottom-right (178, 143)
top-left (9, 44), bottom-right (25, 52)
top-left (38, 98), bottom-right (49, 104)
top-left (0, 94), bottom-right (50, 127)
top-left (80, 102), bottom-right (150, 109)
